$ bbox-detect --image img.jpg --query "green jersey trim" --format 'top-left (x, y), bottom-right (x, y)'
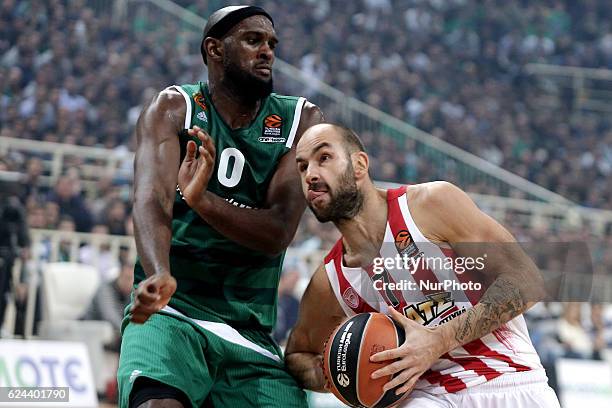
top-left (161, 305), bottom-right (282, 363)
top-left (285, 97), bottom-right (306, 148)
top-left (171, 85), bottom-right (193, 129)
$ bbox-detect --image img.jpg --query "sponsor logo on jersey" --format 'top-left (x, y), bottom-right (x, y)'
top-left (197, 111), bottom-right (208, 123)
top-left (394, 229), bottom-right (421, 258)
top-left (402, 292), bottom-right (454, 326)
top-left (262, 114), bottom-right (283, 138)
top-left (193, 92), bottom-right (207, 110)
top-left (224, 197), bottom-right (256, 209)
top-left (258, 136), bottom-right (286, 143)
top-left (342, 287), bottom-right (360, 309)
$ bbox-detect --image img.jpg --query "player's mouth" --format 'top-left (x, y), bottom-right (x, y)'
top-left (307, 189), bottom-right (329, 204)
top-left (254, 65), bottom-right (272, 76)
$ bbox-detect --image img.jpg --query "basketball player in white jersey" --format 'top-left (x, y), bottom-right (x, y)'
top-left (285, 123), bottom-right (560, 407)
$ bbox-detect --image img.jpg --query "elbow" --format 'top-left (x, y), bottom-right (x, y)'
top-left (261, 227), bottom-right (294, 257)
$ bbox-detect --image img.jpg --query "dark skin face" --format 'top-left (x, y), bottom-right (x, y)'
top-left (204, 15), bottom-right (278, 128)
top-left (220, 15), bottom-right (278, 82)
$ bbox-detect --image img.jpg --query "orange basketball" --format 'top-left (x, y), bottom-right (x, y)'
top-left (322, 313), bottom-right (407, 408)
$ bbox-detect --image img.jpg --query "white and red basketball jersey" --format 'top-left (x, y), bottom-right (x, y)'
top-left (323, 186), bottom-right (545, 394)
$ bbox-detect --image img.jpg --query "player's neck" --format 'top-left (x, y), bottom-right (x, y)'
top-left (336, 186), bottom-right (387, 267)
top-left (208, 82), bottom-right (262, 129)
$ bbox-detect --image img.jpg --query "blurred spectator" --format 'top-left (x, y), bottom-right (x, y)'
top-left (1, 0), bottom-right (611, 209)
top-left (47, 175), bottom-right (92, 232)
top-left (79, 224), bottom-right (120, 282)
top-left (81, 263), bottom-right (134, 351)
top-left (558, 303), bottom-right (594, 359)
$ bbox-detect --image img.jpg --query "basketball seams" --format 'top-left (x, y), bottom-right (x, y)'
top-left (323, 318), bottom-right (355, 407)
top-left (355, 312), bottom-right (373, 407)
top-left (369, 314), bottom-right (400, 408)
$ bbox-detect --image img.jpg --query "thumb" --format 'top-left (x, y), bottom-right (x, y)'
top-left (388, 307), bottom-right (414, 329)
top-left (184, 140), bottom-right (197, 163)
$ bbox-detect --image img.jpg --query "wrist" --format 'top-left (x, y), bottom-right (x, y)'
top-left (431, 324), bottom-right (456, 356)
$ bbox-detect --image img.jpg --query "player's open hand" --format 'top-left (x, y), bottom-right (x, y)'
top-left (130, 273), bottom-right (177, 324)
top-left (178, 126), bottom-right (216, 206)
top-left (370, 308), bottom-right (445, 396)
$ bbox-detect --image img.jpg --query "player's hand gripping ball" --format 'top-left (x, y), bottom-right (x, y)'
top-left (323, 313), bottom-right (408, 408)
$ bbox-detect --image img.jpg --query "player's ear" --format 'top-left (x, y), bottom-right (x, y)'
top-left (204, 38), bottom-right (223, 62)
top-left (352, 152), bottom-right (369, 180)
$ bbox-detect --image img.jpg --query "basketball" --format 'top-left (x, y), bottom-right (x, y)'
top-left (322, 313), bottom-right (407, 408)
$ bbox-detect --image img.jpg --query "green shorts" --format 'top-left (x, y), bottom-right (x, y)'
top-left (117, 307), bottom-right (307, 408)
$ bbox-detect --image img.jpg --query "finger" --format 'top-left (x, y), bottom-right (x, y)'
top-left (183, 140), bottom-right (197, 163)
top-left (131, 301), bottom-right (160, 316)
top-left (395, 374), bottom-right (420, 396)
top-left (199, 145), bottom-right (214, 168)
top-left (130, 306), bottom-right (159, 321)
top-left (203, 132), bottom-right (216, 158)
top-left (136, 287), bottom-right (160, 304)
top-left (382, 368), bottom-right (416, 392)
top-left (371, 358), bottom-right (410, 379)
top-left (130, 311), bottom-right (151, 324)
top-left (194, 129), bottom-right (211, 145)
top-left (388, 307), bottom-right (407, 326)
top-left (187, 126), bottom-right (202, 136)
top-left (371, 346), bottom-right (404, 362)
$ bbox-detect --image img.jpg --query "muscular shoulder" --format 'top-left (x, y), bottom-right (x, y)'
top-left (407, 181), bottom-right (466, 209)
top-left (406, 181), bottom-right (474, 242)
top-left (141, 88), bottom-right (186, 130)
top-left (136, 87), bottom-right (187, 144)
top-left (150, 88), bottom-right (187, 122)
top-left (293, 101), bottom-right (324, 147)
top-left (300, 101), bottom-right (324, 127)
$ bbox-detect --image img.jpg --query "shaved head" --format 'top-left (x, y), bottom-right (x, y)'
top-left (296, 123), bottom-right (369, 223)
top-left (299, 123), bottom-right (366, 159)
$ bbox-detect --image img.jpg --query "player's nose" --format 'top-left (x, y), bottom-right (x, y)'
top-left (259, 42), bottom-right (274, 62)
top-left (305, 166), bottom-right (320, 185)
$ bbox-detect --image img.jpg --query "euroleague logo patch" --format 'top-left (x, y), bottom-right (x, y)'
top-left (259, 114), bottom-right (286, 143)
top-left (394, 229), bottom-right (420, 257)
top-left (193, 92), bottom-right (207, 110)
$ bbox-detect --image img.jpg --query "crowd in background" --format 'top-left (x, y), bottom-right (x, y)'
top-left (1, 0), bottom-right (612, 403)
top-left (1, 0), bottom-right (612, 209)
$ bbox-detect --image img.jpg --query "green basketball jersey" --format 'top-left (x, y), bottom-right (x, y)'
top-left (134, 81), bottom-right (306, 331)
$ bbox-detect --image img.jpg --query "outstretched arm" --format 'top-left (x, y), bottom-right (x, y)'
top-left (285, 264), bottom-right (346, 392)
top-left (179, 103), bottom-right (324, 256)
top-left (130, 89), bottom-right (184, 323)
top-left (370, 182), bottom-right (546, 395)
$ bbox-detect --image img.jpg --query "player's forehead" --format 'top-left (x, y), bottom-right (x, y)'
top-left (296, 125), bottom-right (343, 161)
top-left (228, 15), bottom-right (276, 39)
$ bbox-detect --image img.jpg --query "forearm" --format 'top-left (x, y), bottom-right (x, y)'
top-left (285, 352), bottom-right (327, 392)
top-left (189, 191), bottom-right (301, 255)
top-left (133, 197), bottom-right (173, 277)
top-left (437, 275), bottom-right (531, 353)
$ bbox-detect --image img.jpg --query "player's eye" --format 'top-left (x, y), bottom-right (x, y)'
top-left (320, 154), bottom-right (330, 163)
top-left (298, 163), bottom-right (307, 173)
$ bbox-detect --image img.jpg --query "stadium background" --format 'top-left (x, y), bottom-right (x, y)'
top-left (0, 0), bottom-right (611, 407)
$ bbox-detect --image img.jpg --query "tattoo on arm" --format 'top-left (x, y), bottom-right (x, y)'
top-left (454, 277), bottom-right (525, 344)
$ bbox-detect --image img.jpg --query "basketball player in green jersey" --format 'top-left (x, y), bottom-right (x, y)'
top-left (117, 6), bottom-right (323, 408)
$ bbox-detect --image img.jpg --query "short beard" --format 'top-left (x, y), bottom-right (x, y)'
top-left (310, 162), bottom-right (364, 223)
top-left (222, 54), bottom-right (273, 104)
